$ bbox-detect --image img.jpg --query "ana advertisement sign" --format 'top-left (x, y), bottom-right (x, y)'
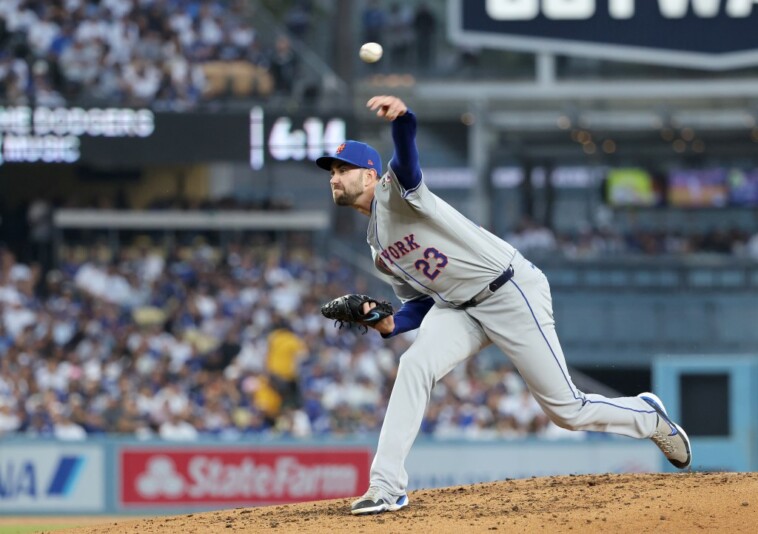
top-left (119, 447), bottom-right (371, 507)
top-left (451, 0), bottom-right (758, 69)
top-left (0, 444), bottom-right (105, 512)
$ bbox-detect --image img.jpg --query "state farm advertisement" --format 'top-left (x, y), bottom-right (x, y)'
top-left (119, 447), bottom-right (371, 507)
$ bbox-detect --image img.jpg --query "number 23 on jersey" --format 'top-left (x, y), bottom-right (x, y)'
top-left (415, 247), bottom-right (448, 280)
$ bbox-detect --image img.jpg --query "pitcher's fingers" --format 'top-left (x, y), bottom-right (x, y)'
top-left (367, 95), bottom-right (393, 110)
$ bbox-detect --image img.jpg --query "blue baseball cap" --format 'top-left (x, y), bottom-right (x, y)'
top-left (316, 140), bottom-right (382, 176)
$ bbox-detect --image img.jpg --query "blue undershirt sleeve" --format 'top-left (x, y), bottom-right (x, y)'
top-left (381, 296), bottom-right (434, 338)
top-left (388, 110), bottom-right (422, 191)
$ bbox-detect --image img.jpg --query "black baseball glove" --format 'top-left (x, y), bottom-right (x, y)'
top-left (321, 294), bottom-right (394, 333)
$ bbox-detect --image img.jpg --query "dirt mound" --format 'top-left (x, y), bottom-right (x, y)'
top-left (80, 472), bottom-right (757, 533)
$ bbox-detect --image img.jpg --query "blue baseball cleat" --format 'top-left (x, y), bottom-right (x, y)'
top-left (351, 487), bottom-right (409, 515)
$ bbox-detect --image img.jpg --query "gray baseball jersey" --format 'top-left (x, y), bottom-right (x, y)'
top-left (368, 166), bottom-right (517, 306)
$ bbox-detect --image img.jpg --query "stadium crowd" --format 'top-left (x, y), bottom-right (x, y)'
top-left (0, 0), bottom-right (285, 110)
top-left (0, 239), bottom-right (565, 441)
top-left (506, 216), bottom-right (758, 260)
top-left (2, 205), bottom-right (753, 442)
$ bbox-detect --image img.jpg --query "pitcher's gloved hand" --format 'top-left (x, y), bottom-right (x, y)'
top-left (321, 294), bottom-right (394, 333)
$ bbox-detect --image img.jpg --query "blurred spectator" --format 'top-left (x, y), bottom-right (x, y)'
top-left (123, 58), bottom-right (162, 106)
top-left (413, 2), bottom-right (436, 71)
top-left (58, 39), bottom-right (101, 98)
top-left (269, 34), bottom-right (297, 96)
top-left (159, 409), bottom-right (199, 441)
top-left (30, 60), bottom-right (66, 106)
top-left (52, 410), bottom-right (88, 441)
top-left (362, 0), bottom-right (386, 45)
top-left (0, 50), bottom-right (30, 104)
top-left (113, 395), bottom-right (150, 437)
top-left (284, 0), bottom-right (313, 42)
top-left (266, 317), bottom-right (307, 408)
top-left (274, 406), bottom-right (312, 438)
top-left (386, 3), bottom-right (414, 72)
top-left (0, 400), bottom-right (21, 435)
top-left (505, 217), bottom-right (558, 256)
top-left (26, 197), bottom-right (53, 267)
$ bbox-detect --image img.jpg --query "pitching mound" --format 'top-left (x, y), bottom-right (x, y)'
top-left (80, 472), bottom-right (756, 533)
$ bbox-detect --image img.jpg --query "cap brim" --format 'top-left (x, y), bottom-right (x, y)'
top-left (315, 156), bottom-right (338, 171)
top-left (316, 155), bottom-right (367, 171)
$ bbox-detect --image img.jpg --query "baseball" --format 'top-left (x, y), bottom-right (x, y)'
top-left (359, 42), bottom-right (383, 63)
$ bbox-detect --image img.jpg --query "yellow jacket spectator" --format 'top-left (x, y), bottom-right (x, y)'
top-left (265, 319), bottom-right (307, 408)
top-left (266, 326), bottom-right (306, 382)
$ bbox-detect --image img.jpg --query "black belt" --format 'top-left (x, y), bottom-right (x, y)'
top-left (457, 265), bottom-right (515, 309)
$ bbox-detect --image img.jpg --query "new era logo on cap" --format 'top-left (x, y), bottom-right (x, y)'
top-left (316, 141), bottom-right (382, 176)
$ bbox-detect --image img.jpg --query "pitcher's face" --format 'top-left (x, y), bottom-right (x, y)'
top-left (329, 163), bottom-right (368, 206)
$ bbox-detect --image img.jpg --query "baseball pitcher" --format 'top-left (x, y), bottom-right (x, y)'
top-left (316, 95), bottom-right (691, 515)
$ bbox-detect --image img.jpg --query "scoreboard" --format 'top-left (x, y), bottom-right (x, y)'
top-left (0, 106), bottom-right (349, 168)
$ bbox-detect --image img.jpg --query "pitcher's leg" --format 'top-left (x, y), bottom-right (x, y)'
top-left (522, 317), bottom-right (656, 438)
top-left (471, 259), bottom-right (658, 439)
top-left (370, 306), bottom-right (489, 497)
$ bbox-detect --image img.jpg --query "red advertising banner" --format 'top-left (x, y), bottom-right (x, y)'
top-left (119, 448), bottom-right (371, 507)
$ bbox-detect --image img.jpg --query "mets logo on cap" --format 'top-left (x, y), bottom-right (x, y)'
top-left (335, 143), bottom-right (346, 155)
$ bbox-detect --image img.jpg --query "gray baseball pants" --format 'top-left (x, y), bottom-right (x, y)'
top-left (370, 252), bottom-right (660, 497)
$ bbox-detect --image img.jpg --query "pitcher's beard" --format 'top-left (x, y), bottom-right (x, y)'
top-left (333, 190), bottom-right (359, 206)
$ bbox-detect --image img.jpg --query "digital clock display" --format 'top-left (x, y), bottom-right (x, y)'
top-left (249, 106), bottom-right (346, 170)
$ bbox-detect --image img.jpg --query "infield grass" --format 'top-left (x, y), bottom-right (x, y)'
top-left (0, 526), bottom-right (80, 533)
top-left (0, 516), bottom-right (137, 533)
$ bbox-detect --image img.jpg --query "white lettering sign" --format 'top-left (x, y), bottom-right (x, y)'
top-left (0, 134), bottom-right (79, 163)
top-left (726, 0), bottom-right (758, 17)
top-left (544, 0), bottom-right (595, 20)
top-left (485, 0), bottom-right (758, 20)
top-left (135, 455), bottom-right (359, 500)
top-left (609, 0), bottom-right (635, 18)
top-left (659, 0), bottom-right (720, 18)
top-left (0, 106), bottom-right (154, 164)
top-left (186, 456), bottom-right (358, 499)
top-left (485, 0), bottom-right (540, 20)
